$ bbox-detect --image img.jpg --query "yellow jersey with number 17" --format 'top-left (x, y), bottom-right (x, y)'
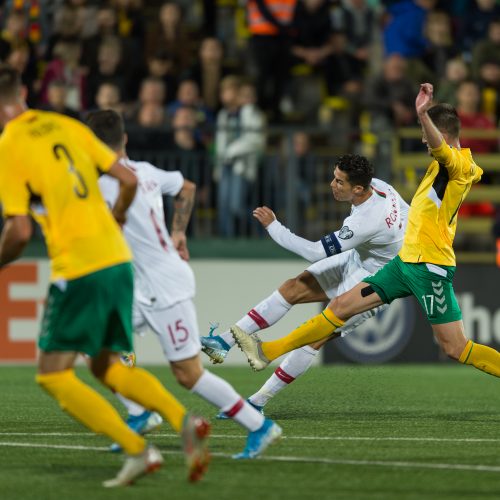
top-left (399, 140), bottom-right (483, 267)
top-left (0, 109), bottom-right (132, 281)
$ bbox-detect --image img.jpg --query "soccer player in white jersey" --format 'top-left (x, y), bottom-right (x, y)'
top-left (87, 110), bottom-right (281, 459)
top-left (201, 154), bottom-right (409, 412)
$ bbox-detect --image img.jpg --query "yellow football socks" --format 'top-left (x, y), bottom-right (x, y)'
top-left (102, 362), bottom-right (186, 433)
top-left (459, 340), bottom-right (500, 377)
top-left (261, 308), bottom-right (345, 361)
top-left (36, 369), bottom-right (145, 455)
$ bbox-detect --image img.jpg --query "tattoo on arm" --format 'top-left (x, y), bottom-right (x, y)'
top-left (172, 188), bottom-right (195, 233)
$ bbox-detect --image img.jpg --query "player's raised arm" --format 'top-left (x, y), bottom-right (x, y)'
top-left (0, 215), bottom-right (32, 268)
top-left (416, 83), bottom-right (443, 149)
top-left (171, 179), bottom-right (196, 261)
top-left (106, 161), bottom-right (138, 226)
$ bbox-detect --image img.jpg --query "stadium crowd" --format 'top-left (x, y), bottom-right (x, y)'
top-left (1, 0), bottom-right (499, 239)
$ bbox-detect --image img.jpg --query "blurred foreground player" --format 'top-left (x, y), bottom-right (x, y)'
top-left (0, 65), bottom-right (209, 487)
top-left (88, 110), bottom-right (282, 459)
top-left (235, 84), bottom-right (500, 384)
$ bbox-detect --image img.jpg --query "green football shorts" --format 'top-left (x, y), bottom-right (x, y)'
top-left (363, 256), bottom-right (462, 324)
top-left (38, 262), bottom-right (134, 357)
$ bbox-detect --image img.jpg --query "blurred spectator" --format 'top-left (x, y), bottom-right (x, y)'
top-left (95, 82), bottom-right (124, 113)
top-left (421, 11), bottom-right (457, 80)
top-left (39, 39), bottom-right (87, 111)
top-left (335, 0), bottom-right (375, 72)
top-left (364, 54), bottom-right (416, 128)
top-left (471, 17), bottom-right (500, 79)
top-left (112, 0), bottom-right (145, 45)
top-left (214, 75), bottom-right (265, 237)
top-left (477, 59), bottom-right (500, 122)
top-left (247, 0), bottom-right (297, 122)
top-left (435, 58), bottom-right (468, 106)
top-left (461, 0), bottom-right (500, 56)
top-left (145, 2), bottom-right (193, 75)
top-left (39, 80), bottom-right (81, 120)
top-left (138, 76), bottom-right (167, 106)
top-left (146, 50), bottom-right (178, 104)
top-left (166, 79), bottom-right (213, 127)
top-left (185, 37), bottom-right (233, 111)
top-left (456, 80), bottom-right (497, 153)
top-left (136, 102), bottom-right (166, 128)
top-left (383, 0), bottom-right (437, 57)
top-left (169, 106), bottom-right (211, 206)
top-left (66, 0), bottom-right (99, 39)
top-left (6, 41), bottom-right (37, 106)
top-left (45, 4), bottom-right (83, 60)
top-left (86, 37), bottom-right (130, 108)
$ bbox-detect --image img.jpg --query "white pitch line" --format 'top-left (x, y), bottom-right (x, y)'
top-left (0, 432), bottom-right (499, 444)
top-left (0, 441), bottom-right (499, 474)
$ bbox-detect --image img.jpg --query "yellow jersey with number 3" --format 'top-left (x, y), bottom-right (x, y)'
top-left (0, 109), bottom-right (131, 280)
top-left (399, 140), bottom-right (483, 266)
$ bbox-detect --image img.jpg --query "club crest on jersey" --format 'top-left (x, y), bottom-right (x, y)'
top-left (338, 226), bottom-right (353, 240)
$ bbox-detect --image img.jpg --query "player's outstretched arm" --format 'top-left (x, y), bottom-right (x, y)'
top-left (253, 206), bottom-right (326, 263)
top-left (106, 162), bottom-right (138, 226)
top-left (416, 83), bottom-right (443, 149)
top-left (0, 215), bottom-right (32, 268)
top-left (172, 179), bottom-right (196, 261)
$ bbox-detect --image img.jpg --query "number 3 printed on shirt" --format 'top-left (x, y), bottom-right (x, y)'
top-left (53, 144), bottom-right (89, 199)
top-left (167, 319), bottom-right (189, 346)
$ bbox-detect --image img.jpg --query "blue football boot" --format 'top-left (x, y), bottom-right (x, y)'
top-left (233, 418), bottom-right (282, 459)
top-left (200, 322), bottom-right (232, 364)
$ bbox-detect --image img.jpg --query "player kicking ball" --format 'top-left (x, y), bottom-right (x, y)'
top-left (88, 110), bottom-right (282, 460)
top-left (233, 84), bottom-right (500, 388)
top-left (201, 155), bottom-right (409, 413)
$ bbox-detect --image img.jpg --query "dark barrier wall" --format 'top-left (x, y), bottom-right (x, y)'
top-left (324, 265), bottom-right (500, 364)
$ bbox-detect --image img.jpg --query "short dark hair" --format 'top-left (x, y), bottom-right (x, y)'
top-left (0, 64), bottom-right (22, 102)
top-left (335, 154), bottom-right (374, 189)
top-left (86, 110), bottom-right (125, 151)
top-left (427, 103), bottom-right (460, 138)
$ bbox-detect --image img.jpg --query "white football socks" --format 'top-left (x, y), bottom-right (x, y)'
top-left (191, 370), bottom-right (264, 431)
top-left (219, 290), bottom-right (293, 347)
top-left (115, 392), bottom-right (146, 417)
top-left (249, 345), bottom-right (319, 407)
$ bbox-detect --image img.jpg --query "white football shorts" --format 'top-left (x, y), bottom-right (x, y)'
top-left (133, 298), bottom-right (201, 362)
top-left (307, 250), bottom-right (388, 336)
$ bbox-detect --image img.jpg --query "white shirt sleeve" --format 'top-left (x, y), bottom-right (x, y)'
top-left (98, 176), bottom-right (119, 209)
top-left (146, 163), bottom-right (184, 196)
top-left (266, 220), bottom-right (326, 263)
top-left (320, 213), bottom-right (375, 257)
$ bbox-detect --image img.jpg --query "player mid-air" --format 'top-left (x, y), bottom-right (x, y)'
top-left (234, 84), bottom-right (500, 388)
top-left (88, 110), bottom-right (282, 459)
top-left (202, 154), bottom-right (409, 412)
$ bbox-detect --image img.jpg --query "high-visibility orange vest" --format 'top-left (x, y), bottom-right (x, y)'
top-left (247, 0), bottom-right (296, 36)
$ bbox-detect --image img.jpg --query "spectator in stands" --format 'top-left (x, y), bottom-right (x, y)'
top-left (39, 39), bottom-right (87, 111)
top-left (138, 76), bottom-right (167, 106)
top-left (435, 58), bottom-right (468, 106)
top-left (39, 80), bottom-right (81, 120)
top-left (471, 17), bottom-right (500, 79)
top-left (86, 37), bottom-right (130, 108)
top-left (363, 54), bottom-right (416, 129)
top-left (214, 75), bottom-right (265, 237)
top-left (461, 0), bottom-right (500, 56)
top-left (112, 0), bottom-right (145, 46)
top-left (136, 102), bottom-right (166, 128)
top-left (45, 4), bottom-right (83, 60)
top-left (383, 0), bottom-right (437, 58)
top-left (246, 0), bottom-right (297, 122)
top-left (147, 50), bottom-right (178, 104)
top-left (66, 0), bottom-right (99, 39)
top-left (145, 2), bottom-right (193, 75)
top-left (185, 37), bottom-right (233, 111)
top-left (169, 106), bottom-right (211, 207)
top-left (6, 41), bottom-right (37, 106)
top-left (95, 82), bottom-right (124, 113)
top-left (421, 11), bottom-right (457, 80)
top-left (477, 59), bottom-right (500, 123)
top-left (333, 0), bottom-right (375, 74)
top-left (456, 80), bottom-right (497, 153)
top-left (166, 79), bottom-right (213, 127)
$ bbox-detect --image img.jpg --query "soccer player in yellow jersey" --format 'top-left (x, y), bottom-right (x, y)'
top-left (234, 82), bottom-right (500, 381)
top-left (0, 66), bottom-right (210, 487)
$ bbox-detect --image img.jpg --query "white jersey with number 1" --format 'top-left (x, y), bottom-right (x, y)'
top-left (98, 158), bottom-right (195, 310)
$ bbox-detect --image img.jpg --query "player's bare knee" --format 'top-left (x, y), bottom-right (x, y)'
top-left (171, 361), bottom-right (202, 389)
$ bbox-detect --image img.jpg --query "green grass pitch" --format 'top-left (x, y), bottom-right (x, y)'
top-left (0, 364), bottom-right (499, 500)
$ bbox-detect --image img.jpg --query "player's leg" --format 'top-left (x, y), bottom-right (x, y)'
top-left (234, 256), bottom-right (409, 370)
top-left (202, 269), bottom-right (328, 363)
